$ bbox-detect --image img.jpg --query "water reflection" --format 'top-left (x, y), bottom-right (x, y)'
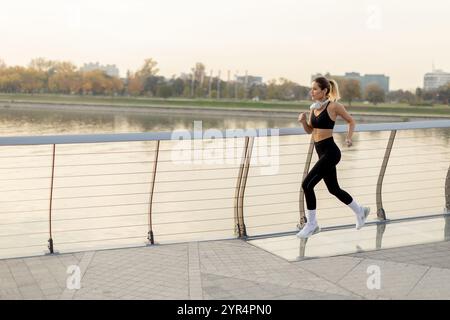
top-left (0, 106), bottom-right (442, 136)
top-left (296, 215), bottom-right (450, 260)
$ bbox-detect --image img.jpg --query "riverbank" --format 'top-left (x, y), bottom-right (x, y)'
top-left (0, 94), bottom-right (449, 120)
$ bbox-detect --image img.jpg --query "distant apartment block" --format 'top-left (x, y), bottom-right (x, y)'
top-left (235, 75), bottom-right (263, 86)
top-left (424, 69), bottom-right (450, 91)
top-left (312, 72), bottom-right (390, 93)
top-left (81, 62), bottom-right (119, 78)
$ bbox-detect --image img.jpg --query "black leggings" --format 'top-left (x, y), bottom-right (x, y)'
top-left (302, 137), bottom-right (353, 210)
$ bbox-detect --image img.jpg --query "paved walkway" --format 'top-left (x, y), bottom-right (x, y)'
top-left (1, 238), bottom-right (450, 300)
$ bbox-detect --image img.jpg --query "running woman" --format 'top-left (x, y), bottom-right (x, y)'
top-left (296, 76), bottom-right (370, 238)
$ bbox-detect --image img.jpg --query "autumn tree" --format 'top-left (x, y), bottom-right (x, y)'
top-left (28, 58), bottom-right (59, 92)
top-left (266, 79), bottom-right (279, 100)
top-left (135, 58), bottom-right (160, 96)
top-left (48, 61), bottom-right (80, 94)
top-left (136, 58), bottom-right (159, 78)
top-left (365, 83), bottom-right (385, 105)
top-left (340, 79), bottom-right (361, 106)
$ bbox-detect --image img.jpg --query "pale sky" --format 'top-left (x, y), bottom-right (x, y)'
top-left (0, 0), bottom-right (449, 90)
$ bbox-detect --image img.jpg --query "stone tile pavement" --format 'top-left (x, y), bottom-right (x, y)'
top-left (1, 239), bottom-right (449, 300)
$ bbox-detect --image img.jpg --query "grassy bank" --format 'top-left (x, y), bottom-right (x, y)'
top-left (0, 93), bottom-right (449, 117)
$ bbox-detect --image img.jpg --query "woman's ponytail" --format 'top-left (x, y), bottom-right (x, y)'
top-left (328, 79), bottom-right (341, 102)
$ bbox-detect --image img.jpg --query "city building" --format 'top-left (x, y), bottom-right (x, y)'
top-left (81, 62), bottom-right (120, 78)
top-left (235, 75), bottom-right (263, 86)
top-left (423, 69), bottom-right (450, 91)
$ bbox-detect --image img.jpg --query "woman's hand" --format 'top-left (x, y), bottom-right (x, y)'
top-left (298, 112), bottom-right (307, 124)
top-left (345, 138), bottom-right (353, 147)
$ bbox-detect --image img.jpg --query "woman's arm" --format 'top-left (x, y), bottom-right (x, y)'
top-left (334, 103), bottom-right (355, 146)
top-left (298, 112), bottom-right (313, 134)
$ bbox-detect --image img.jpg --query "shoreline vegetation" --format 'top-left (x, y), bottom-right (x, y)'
top-left (0, 93), bottom-right (449, 119)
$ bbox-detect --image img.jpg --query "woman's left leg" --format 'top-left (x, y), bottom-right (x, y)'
top-left (323, 166), bottom-right (370, 229)
top-left (322, 166), bottom-right (352, 205)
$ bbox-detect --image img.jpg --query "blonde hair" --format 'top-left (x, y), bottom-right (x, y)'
top-left (328, 79), bottom-right (341, 102)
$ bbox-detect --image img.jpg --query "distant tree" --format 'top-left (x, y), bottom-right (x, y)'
top-left (340, 79), bottom-right (361, 106)
top-left (29, 57), bottom-right (56, 72)
top-left (80, 70), bottom-right (122, 95)
top-left (195, 86), bottom-right (204, 98)
top-left (415, 87), bottom-right (423, 100)
top-left (292, 85), bottom-right (310, 100)
top-left (134, 58), bottom-right (163, 96)
top-left (266, 79), bottom-right (279, 100)
top-left (423, 89), bottom-right (437, 102)
top-left (437, 83), bottom-right (450, 104)
top-left (48, 61), bottom-right (79, 94)
top-left (365, 83), bottom-right (385, 105)
top-left (191, 62), bottom-right (206, 83)
top-left (223, 81), bottom-right (232, 99)
top-left (212, 79), bottom-right (227, 99)
top-left (157, 85), bottom-right (173, 99)
top-left (28, 58), bottom-right (60, 92)
top-left (182, 85), bottom-right (191, 98)
top-left (136, 58), bottom-right (159, 78)
top-left (249, 84), bottom-right (266, 100)
top-left (0, 59), bottom-right (6, 69)
top-left (172, 78), bottom-right (185, 97)
top-left (0, 67), bottom-right (22, 92)
top-left (237, 86), bottom-right (246, 99)
top-left (127, 74), bottom-right (144, 96)
top-left (144, 75), bottom-right (164, 96)
top-left (277, 78), bottom-right (297, 100)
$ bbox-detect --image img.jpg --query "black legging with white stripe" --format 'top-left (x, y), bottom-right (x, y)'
top-left (302, 136), bottom-right (353, 210)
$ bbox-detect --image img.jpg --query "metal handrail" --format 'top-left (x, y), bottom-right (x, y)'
top-left (1, 120), bottom-right (449, 145)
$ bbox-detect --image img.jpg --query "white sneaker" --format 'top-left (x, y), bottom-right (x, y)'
top-left (296, 222), bottom-right (321, 239)
top-left (356, 206), bottom-right (370, 230)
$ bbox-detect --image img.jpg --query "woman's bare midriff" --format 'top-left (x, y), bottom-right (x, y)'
top-left (313, 128), bottom-right (333, 143)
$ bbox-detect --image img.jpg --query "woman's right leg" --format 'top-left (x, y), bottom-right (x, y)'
top-left (297, 158), bottom-right (326, 239)
top-left (302, 156), bottom-right (329, 210)
top-left (297, 157), bottom-right (330, 238)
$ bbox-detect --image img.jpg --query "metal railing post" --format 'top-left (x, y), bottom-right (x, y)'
top-left (444, 214), bottom-right (450, 241)
top-left (376, 130), bottom-right (396, 221)
top-left (376, 223), bottom-right (386, 249)
top-left (445, 164), bottom-right (450, 213)
top-left (237, 137), bottom-right (254, 238)
top-left (147, 140), bottom-right (160, 245)
top-left (234, 137), bottom-right (249, 236)
top-left (298, 136), bottom-right (315, 229)
top-left (48, 144), bottom-right (56, 254)
top-left (298, 238), bottom-right (308, 260)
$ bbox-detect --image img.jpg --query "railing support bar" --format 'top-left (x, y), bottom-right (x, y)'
top-left (376, 130), bottom-right (396, 220)
top-left (147, 140), bottom-right (160, 245)
top-left (237, 137), bottom-right (254, 239)
top-left (299, 136), bottom-right (315, 228)
top-left (48, 144), bottom-right (56, 254)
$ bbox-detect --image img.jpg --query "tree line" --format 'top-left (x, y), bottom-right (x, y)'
top-left (0, 58), bottom-right (449, 105)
